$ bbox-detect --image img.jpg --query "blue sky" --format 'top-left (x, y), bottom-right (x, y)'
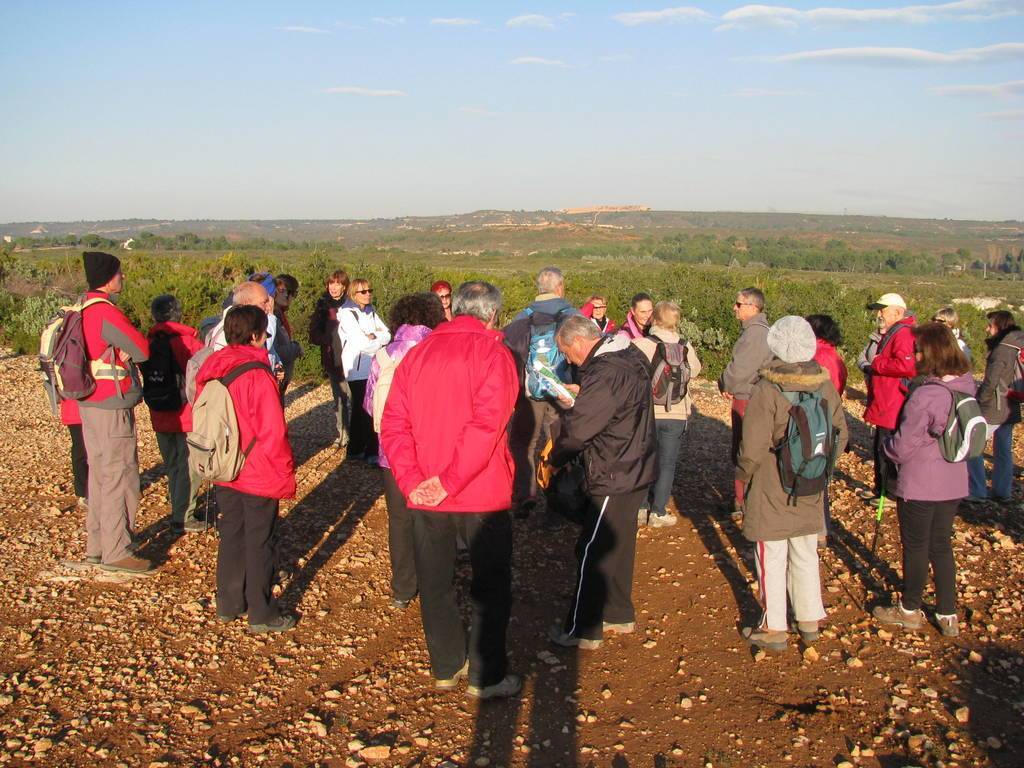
top-left (1, 1), bottom-right (1022, 222)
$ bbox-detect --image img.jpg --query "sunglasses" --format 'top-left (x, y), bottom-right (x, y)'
top-left (734, 301), bottom-right (754, 308)
top-left (355, 289), bottom-right (373, 295)
top-left (591, 304), bottom-right (607, 310)
top-left (437, 293), bottom-right (451, 299)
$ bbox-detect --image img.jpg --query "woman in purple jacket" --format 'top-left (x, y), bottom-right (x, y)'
top-left (873, 322), bottom-right (973, 638)
top-left (364, 292), bottom-right (446, 609)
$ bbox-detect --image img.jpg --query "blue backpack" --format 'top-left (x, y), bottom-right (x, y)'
top-left (524, 306), bottom-right (572, 401)
top-left (774, 386), bottom-right (837, 503)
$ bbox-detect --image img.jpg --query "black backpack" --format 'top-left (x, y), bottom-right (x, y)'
top-left (141, 332), bottom-right (184, 412)
top-left (650, 340), bottom-right (690, 412)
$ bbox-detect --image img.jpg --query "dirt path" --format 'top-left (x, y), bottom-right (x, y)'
top-left (0, 353), bottom-right (1021, 767)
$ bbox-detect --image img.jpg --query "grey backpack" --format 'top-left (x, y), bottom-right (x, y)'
top-left (187, 361), bottom-right (271, 482)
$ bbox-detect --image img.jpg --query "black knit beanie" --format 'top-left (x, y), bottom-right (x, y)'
top-left (83, 251), bottom-right (122, 290)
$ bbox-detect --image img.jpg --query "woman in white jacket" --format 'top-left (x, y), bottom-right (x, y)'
top-left (337, 278), bottom-right (391, 462)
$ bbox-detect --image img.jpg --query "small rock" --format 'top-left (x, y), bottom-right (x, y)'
top-left (678, 696), bottom-right (693, 709)
top-left (877, 629), bottom-right (893, 641)
top-left (921, 687), bottom-right (938, 699)
top-left (987, 736), bottom-right (1002, 750)
top-left (310, 721), bottom-right (327, 738)
top-left (324, 689), bottom-right (342, 700)
top-left (969, 650), bottom-right (983, 663)
top-left (359, 745), bottom-right (392, 761)
top-left (601, 685), bottom-right (612, 700)
top-left (754, 649), bottom-right (767, 662)
top-left (802, 647), bottom-right (820, 663)
top-left (955, 706), bottom-right (970, 724)
top-left (474, 758), bottom-right (490, 767)
top-left (348, 739), bottom-right (366, 753)
top-left (846, 656), bottom-right (864, 668)
top-left (837, 762), bottom-right (853, 768)
top-left (908, 734), bottom-right (926, 750)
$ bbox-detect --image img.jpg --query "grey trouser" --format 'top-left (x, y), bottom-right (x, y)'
top-left (155, 432), bottom-right (201, 523)
top-left (81, 407), bottom-right (140, 564)
top-left (510, 397), bottom-right (558, 504)
top-left (327, 370), bottom-right (352, 445)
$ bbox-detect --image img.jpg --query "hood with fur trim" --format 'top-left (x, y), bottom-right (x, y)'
top-left (758, 360), bottom-right (831, 393)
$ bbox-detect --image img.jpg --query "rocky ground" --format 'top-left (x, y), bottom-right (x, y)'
top-left (0, 351), bottom-right (1021, 768)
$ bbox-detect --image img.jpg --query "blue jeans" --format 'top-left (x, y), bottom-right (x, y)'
top-left (649, 420), bottom-right (687, 516)
top-left (968, 422), bottom-right (1015, 499)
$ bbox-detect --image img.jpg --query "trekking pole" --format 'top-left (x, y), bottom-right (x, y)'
top-left (865, 480), bottom-right (886, 601)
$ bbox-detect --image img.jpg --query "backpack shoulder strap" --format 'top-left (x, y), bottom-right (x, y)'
top-left (523, 307), bottom-right (534, 318)
top-left (375, 347), bottom-right (393, 366)
top-left (219, 361), bottom-right (273, 387)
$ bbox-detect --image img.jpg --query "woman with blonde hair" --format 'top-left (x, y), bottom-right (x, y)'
top-left (337, 278), bottom-right (391, 463)
top-left (631, 301), bottom-right (702, 527)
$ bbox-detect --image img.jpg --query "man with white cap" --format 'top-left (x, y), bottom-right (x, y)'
top-left (737, 316), bottom-right (848, 652)
top-left (862, 293), bottom-right (916, 505)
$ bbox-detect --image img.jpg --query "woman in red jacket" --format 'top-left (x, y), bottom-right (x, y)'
top-left (196, 305), bottom-right (297, 634)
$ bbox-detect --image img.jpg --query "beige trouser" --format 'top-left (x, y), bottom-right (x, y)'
top-left (753, 534), bottom-right (826, 632)
top-left (81, 407), bottom-right (140, 564)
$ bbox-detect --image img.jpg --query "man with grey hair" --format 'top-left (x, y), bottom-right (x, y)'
top-left (542, 314), bottom-right (657, 650)
top-left (505, 266), bottom-right (580, 521)
top-left (380, 281), bottom-right (522, 699)
top-left (718, 287), bottom-right (772, 522)
top-left (143, 294), bottom-right (206, 533)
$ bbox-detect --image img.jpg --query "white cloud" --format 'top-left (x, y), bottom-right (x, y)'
top-left (717, 0), bottom-right (1020, 32)
top-left (979, 108), bottom-right (1024, 119)
top-left (930, 79), bottom-right (1024, 96)
top-left (510, 55), bottom-right (571, 67)
top-left (765, 42), bottom-right (1024, 65)
top-left (612, 7), bottom-right (713, 26)
top-left (430, 17), bottom-right (480, 26)
top-left (507, 14), bottom-right (556, 29)
top-left (323, 86), bottom-right (407, 97)
top-left (730, 87), bottom-right (813, 96)
top-left (279, 25), bottom-right (331, 34)
top-left (371, 16), bottom-right (406, 26)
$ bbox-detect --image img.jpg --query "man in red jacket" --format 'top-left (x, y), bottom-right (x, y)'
top-left (78, 252), bottom-right (151, 573)
top-left (863, 293), bottom-right (916, 505)
top-left (145, 294), bottom-right (205, 533)
top-left (380, 281), bottom-right (521, 700)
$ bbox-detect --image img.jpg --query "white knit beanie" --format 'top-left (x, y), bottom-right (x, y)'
top-left (767, 315), bottom-right (817, 364)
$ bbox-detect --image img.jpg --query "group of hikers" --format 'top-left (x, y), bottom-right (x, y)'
top-left (43, 253), bottom-right (1021, 699)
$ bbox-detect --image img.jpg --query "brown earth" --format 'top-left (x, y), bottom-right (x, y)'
top-left (0, 352), bottom-right (1021, 768)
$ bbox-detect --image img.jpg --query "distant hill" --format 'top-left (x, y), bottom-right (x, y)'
top-left (3, 210), bottom-right (1021, 259)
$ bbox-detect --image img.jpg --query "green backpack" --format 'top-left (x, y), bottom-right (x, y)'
top-left (921, 382), bottom-right (987, 463)
top-left (774, 386), bottom-right (838, 503)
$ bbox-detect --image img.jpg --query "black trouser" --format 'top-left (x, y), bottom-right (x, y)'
top-left (346, 379), bottom-right (378, 457)
top-left (382, 469), bottom-right (417, 601)
top-left (68, 424), bottom-right (89, 499)
top-left (563, 488), bottom-right (648, 641)
top-left (896, 498), bottom-right (959, 615)
top-left (873, 426), bottom-right (898, 498)
top-left (411, 508), bottom-right (512, 687)
top-left (215, 487), bottom-right (281, 625)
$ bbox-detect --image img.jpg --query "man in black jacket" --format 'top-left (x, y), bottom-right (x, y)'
top-left (545, 315), bottom-right (657, 649)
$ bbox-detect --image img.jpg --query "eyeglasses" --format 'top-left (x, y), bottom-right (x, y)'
top-left (437, 293), bottom-right (451, 300)
top-left (355, 289), bottom-right (373, 295)
top-left (591, 304), bottom-right (607, 310)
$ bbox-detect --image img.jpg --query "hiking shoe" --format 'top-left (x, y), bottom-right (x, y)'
top-left (872, 604), bottom-right (925, 631)
top-left (248, 614), bottom-right (297, 634)
top-left (963, 495), bottom-right (988, 505)
top-left (467, 675), bottom-right (522, 700)
top-left (637, 506), bottom-right (650, 526)
top-left (182, 518), bottom-right (205, 532)
top-left (742, 627), bottom-right (788, 652)
top-left (864, 496), bottom-right (897, 508)
top-left (434, 660), bottom-right (469, 690)
top-left (100, 556), bottom-right (153, 573)
top-left (513, 498), bottom-right (539, 520)
top-left (547, 625), bottom-right (602, 650)
top-left (603, 621), bottom-right (635, 635)
top-left (390, 596), bottom-right (414, 610)
top-left (936, 614), bottom-right (960, 638)
top-left (648, 512), bottom-right (677, 528)
top-left (217, 613), bottom-right (241, 624)
top-left (794, 621), bottom-right (820, 643)
top-left (84, 555), bottom-right (101, 565)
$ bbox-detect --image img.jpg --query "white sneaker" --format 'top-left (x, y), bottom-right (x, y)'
top-left (648, 512), bottom-right (677, 528)
top-left (466, 675), bottom-right (522, 700)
